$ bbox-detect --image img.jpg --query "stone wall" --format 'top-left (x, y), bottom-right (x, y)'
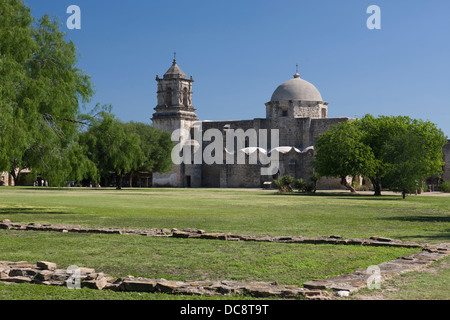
top-left (197, 117), bottom-right (350, 188)
top-left (0, 172), bottom-right (12, 186)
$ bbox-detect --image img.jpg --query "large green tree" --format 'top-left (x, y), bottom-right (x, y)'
top-left (357, 115), bottom-right (446, 196)
top-left (313, 114), bottom-right (447, 197)
top-left (0, 0), bottom-right (93, 186)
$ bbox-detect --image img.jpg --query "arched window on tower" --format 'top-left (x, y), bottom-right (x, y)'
top-left (165, 87), bottom-right (172, 106)
top-left (183, 88), bottom-right (188, 107)
top-left (321, 108), bottom-right (327, 118)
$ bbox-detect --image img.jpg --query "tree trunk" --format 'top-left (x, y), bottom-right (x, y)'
top-left (9, 166), bottom-right (19, 187)
top-left (402, 191), bottom-right (406, 199)
top-left (340, 176), bottom-right (356, 193)
top-left (370, 177), bottom-right (382, 196)
top-left (116, 174), bottom-right (122, 190)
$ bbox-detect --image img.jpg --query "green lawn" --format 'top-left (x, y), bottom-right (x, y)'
top-left (0, 187), bottom-right (448, 300)
top-left (0, 187), bottom-right (449, 242)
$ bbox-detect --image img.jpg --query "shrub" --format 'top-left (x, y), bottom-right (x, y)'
top-left (304, 183), bottom-right (315, 193)
top-left (440, 181), bottom-right (450, 193)
top-left (273, 175), bottom-right (294, 193)
top-left (294, 178), bottom-right (306, 192)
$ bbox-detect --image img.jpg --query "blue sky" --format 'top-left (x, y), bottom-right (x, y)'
top-left (26, 0), bottom-right (450, 136)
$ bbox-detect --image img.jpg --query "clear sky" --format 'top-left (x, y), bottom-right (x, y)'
top-left (25, 0), bottom-right (450, 136)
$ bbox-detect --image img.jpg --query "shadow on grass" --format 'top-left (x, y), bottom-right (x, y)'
top-left (0, 208), bottom-right (72, 215)
top-left (380, 216), bottom-right (450, 223)
top-left (2, 187), bottom-right (110, 192)
top-left (264, 191), bottom-right (405, 201)
top-left (398, 233), bottom-right (450, 243)
top-left (379, 216), bottom-right (450, 242)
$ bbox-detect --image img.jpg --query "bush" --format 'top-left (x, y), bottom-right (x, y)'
top-left (304, 183), bottom-right (315, 193)
top-left (440, 181), bottom-right (450, 193)
top-left (294, 178), bottom-right (306, 192)
top-left (293, 178), bottom-right (316, 193)
top-left (273, 175), bottom-right (294, 193)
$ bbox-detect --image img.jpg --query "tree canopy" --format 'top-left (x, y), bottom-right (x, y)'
top-left (123, 122), bottom-right (174, 174)
top-left (79, 107), bottom-right (173, 188)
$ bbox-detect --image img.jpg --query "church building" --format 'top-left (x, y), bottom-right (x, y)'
top-left (151, 59), bottom-right (353, 188)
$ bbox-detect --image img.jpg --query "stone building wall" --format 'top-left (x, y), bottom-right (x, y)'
top-left (0, 172), bottom-right (12, 186)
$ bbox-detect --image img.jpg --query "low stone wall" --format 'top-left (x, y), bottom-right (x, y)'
top-left (0, 260), bottom-right (327, 299)
top-left (0, 219), bottom-right (425, 249)
top-left (0, 219), bottom-right (171, 237)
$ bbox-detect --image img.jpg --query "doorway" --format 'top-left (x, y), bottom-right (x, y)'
top-left (186, 176), bottom-right (192, 188)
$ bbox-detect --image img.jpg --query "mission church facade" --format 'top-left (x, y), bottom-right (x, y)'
top-left (151, 58), bottom-right (353, 188)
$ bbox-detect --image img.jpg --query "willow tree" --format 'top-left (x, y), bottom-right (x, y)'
top-left (79, 109), bottom-right (143, 189)
top-left (0, 0), bottom-right (94, 186)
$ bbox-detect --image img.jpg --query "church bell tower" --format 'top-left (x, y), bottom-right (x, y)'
top-left (152, 57), bottom-right (198, 133)
top-left (151, 57), bottom-right (199, 187)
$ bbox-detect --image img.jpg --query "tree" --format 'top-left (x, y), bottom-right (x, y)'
top-left (357, 115), bottom-right (446, 196)
top-left (124, 122), bottom-right (173, 174)
top-left (0, 0), bottom-right (94, 186)
top-left (79, 108), bottom-right (142, 189)
top-left (380, 119), bottom-right (447, 198)
top-left (313, 120), bottom-right (377, 193)
top-left (314, 114), bottom-right (447, 197)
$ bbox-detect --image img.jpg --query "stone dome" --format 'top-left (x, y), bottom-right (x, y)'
top-left (271, 74), bottom-right (323, 102)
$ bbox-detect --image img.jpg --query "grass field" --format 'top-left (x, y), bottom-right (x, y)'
top-left (0, 187), bottom-right (449, 300)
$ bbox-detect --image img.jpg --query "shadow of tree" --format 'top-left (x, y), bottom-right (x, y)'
top-left (380, 216), bottom-right (450, 223)
top-left (379, 216), bottom-right (450, 242)
top-left (398, 233), bottom-right (450, 243)
top-left (265, 192), bottom-right (404, 201)
top-left (0, 208), bottom-right (72, 215)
